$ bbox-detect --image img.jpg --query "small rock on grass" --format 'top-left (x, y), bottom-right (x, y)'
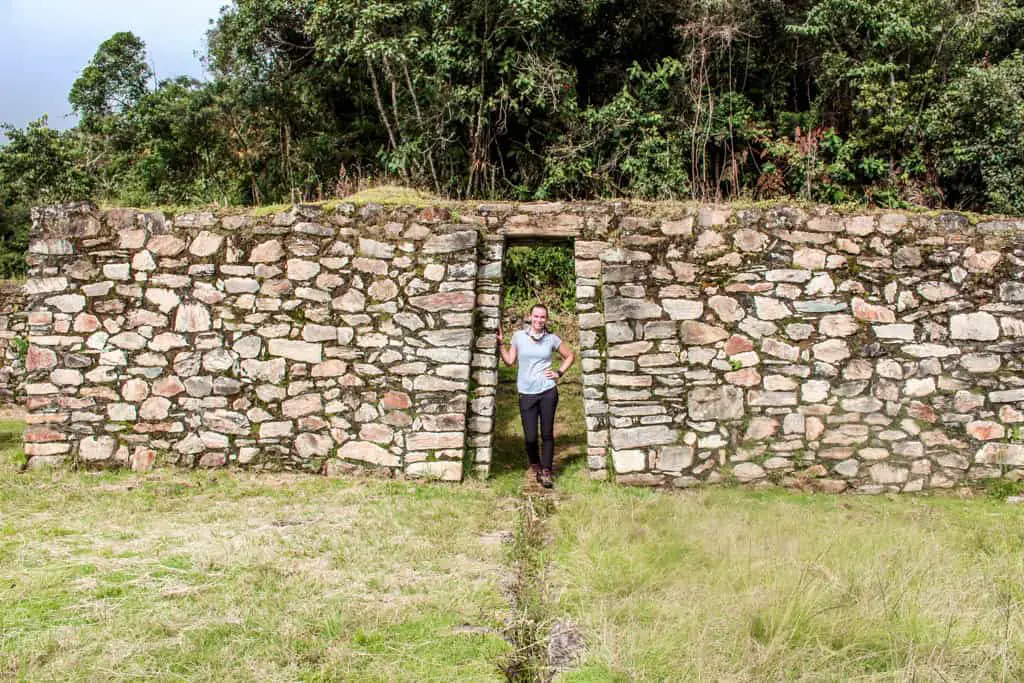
top-left (547, 620), bottom-right (586, 671)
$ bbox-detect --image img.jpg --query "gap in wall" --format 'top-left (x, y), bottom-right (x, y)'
top-left (491, 239), bottom-right (585, 488)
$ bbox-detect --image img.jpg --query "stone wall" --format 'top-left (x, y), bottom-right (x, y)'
top-left (0, 282), bottom-right (28, 404)
top-left (589, 208), bottom-right (1024, 493)
top-left (24, 203), bottom-right (480, 475)
top-left (23, 201), bottom-right (1024, 492)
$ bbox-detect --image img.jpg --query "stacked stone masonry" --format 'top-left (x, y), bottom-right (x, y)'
top-left (23, 201), bottom-right (1024, 493)
top-left (0, 282), bottom-right (27, 403)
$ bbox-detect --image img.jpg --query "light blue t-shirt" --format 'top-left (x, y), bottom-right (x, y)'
top-left (513, 329), bottom-right (563, 395)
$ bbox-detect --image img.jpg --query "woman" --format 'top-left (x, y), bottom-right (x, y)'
top-left (497, 303), bottom-right (575, 488)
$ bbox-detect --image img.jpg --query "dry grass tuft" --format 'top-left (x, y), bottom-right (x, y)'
top-left (0, 454), bottom-right (513, 681)
top-left (338, 184), bottom-right (443, 207)
top-left (551, 484), bottom-right (1024, 680)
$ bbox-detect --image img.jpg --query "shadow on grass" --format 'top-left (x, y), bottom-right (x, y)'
top-left (491, 377), bottom-right (527, 478)
top-left (0, 418), bottom-right (25, 467)
top-left (0, 429), bottom-right (21, 449)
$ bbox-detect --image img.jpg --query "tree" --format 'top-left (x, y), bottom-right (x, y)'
top-left (0, 118), bottom-right (93, 206)
top-left (69, 32), bottom-right (154, 130)
top-left (6, 0), bottom-right (1022, 214)
top-left (0, 117), bottom-right (94, 277)
top-left (117, 77), bottom-right (241, 205)
top-left (925, 54), bottom-right (1024, 213)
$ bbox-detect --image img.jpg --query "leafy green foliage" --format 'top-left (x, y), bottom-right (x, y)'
top-left (114, 77), bottom-right (242, 205)
top-left (0, 118), bottom-right (95, 277)
top-left (0, 118), bottom-right (94, 206)
top-left (502, 245), bottom-right (575, 317)
top-left (924, 54), bottom-right (1024, 213)
top-left (10, 335), bottom-right (28, 361)
top-left (0, 204), bottom-right (30, 280)
top-left (981, 476), bottom-right (1024, 500)
top-left (69, 32), bottom-right (154, 130)
top-left (3, 0), bottom-right (1024, 277)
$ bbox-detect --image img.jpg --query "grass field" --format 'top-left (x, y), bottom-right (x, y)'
top-left (4, 388), bottom-right (1024, 681)
top-left (552, 483), bottom-right (1024, 681)
top-left (0, 420), bottom-right (515, 680)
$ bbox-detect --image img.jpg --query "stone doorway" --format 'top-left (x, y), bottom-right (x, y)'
top-left (485, 237), bottom-right (586, 483)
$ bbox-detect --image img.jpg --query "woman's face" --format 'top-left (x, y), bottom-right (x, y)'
top-left (530, 307), bottom-right (548, 331)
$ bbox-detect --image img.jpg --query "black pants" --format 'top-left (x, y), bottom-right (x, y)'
top-left (518, 387), bottom-right (559, 470)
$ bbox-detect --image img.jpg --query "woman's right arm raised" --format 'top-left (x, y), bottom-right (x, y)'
top-left (497, 325), bottom-right (516, 366)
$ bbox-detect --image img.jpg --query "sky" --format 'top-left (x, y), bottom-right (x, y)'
top-left (0, 0), bottom-right (226, 134)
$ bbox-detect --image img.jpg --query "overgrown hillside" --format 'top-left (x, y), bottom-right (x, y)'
top-left (4, 0), bottom-right (1024, 276)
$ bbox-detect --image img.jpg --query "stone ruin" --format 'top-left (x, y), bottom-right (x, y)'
top-left (19, 200), bottom-right (1024, 492)
top-left (0, 282), bottom-right (27, 404)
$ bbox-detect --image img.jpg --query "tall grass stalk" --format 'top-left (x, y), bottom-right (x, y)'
top-left (551, 486), bottom-right (1024, 680)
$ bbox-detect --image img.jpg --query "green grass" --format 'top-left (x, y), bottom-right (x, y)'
top-left (97, 183), bottom-right (446, 217)
top-left (551, 485), bottom-right (1024, 680)
top-left (0, 419), bottom-right (25, 468)
top-left (5, 397), bottom-right (1024, 681)
top-left (0, 458), bottom-right (514, 680)
top-left (339, 184), bottom-right (444, 207)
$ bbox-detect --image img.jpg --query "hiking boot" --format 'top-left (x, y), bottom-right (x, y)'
top-left (540, 469), bottom-right (554, 489)
top-left (528, 464), bottom-right (542, 482)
